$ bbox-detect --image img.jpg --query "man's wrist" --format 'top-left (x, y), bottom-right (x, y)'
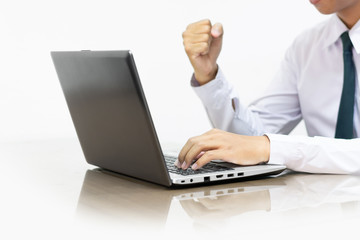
top-left (194, 65), bottom-right (218, 85)
top-left (260, 135), bottom-right (270, 164)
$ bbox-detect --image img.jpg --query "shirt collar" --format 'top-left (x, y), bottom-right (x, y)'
top-left (323, 14), bottom-right (360, 54)
top-left (349, 17), bottom-right (360, 54)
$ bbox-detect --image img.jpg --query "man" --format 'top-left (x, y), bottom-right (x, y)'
top-left (175, 0), bottom-right (360, 174)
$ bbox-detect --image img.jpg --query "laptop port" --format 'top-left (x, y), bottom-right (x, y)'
top-left (227, 173), bottom-right (234, 177)
top-left (237, 172), bottom-right (244, 176)
top-left (216, 174), bottom-right (223, 178)
top-left (204, 176), bottom-right (210, 182)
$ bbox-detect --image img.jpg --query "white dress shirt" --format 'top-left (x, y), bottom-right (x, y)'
top-left (192, 14), bottom-right (360, 174)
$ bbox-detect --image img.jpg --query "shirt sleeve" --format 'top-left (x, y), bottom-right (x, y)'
top-left (191, 39), bottom-right (302, 136)
top-left (191, 68), bottom-right (265, 135)
top-left (267, 134), bottom-right (360, 174)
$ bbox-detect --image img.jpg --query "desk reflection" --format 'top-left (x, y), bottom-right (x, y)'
top-left (76, 169), bottom-right (360, 229)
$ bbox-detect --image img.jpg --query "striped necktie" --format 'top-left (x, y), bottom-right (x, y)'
top-left (335, 31), bottom-right (355, 139)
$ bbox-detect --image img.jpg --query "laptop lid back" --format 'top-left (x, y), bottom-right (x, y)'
top-left (51, 50), bottom-right (172, 186)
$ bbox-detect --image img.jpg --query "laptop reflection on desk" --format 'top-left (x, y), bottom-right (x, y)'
top-left (76, 168), bottom-right (286, 227)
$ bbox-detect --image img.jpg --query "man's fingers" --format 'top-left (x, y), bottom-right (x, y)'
top-left (177, 128), bottom-right (217, 164)
top-left (182, 140), bottom-right (216, 169)
top-left (182, 19), bottom-right (214, 57)
top-left (178, 131), bottom-right (221, 169)
top-left (183, 33), bottom-right (211, 45)
top-left (178, 136), bottom-right (197, 165)
top-left (192, 150), bottom-right (221, 170)
top-left (209, 23), bottom-right (223, 59)
top-left (196, 151), bottom-right (205, 159)
top-left (186, 19), bottom-right (212, 33)
top-left (185, 42), bottom-right (210, 56)
top-left (211, 23), bottom-right (223, 38)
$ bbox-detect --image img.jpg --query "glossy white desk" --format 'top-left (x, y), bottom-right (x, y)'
top-left (1, 138), bottom-right (359, 239)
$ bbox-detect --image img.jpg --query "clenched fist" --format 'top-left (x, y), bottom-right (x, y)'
top-left (182, 19), bottom-right (223, 85)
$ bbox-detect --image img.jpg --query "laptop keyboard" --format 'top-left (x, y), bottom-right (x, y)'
top-left (164, 155), bottom-right (234, 176)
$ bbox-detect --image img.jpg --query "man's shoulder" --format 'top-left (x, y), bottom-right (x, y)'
top-left (286, 15), bottom-right (334, 62)
top-left (292, 17), bottom-right (331, 49)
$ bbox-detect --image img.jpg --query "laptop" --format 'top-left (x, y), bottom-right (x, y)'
top-left (51, 50), bottom-right (286, 187)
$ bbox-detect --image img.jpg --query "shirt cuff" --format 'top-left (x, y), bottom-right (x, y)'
top-left (190, 68), bottom-right (223, 87)
top-left (265, 134), bottom-right (303, 166)
top-left (191, 67), bottom-right (237, 108)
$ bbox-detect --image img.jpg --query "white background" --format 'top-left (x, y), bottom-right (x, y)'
top-left (1, 0), bottom-right (328, 144)
top-left (1, 2), bottom-right (357, 239)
